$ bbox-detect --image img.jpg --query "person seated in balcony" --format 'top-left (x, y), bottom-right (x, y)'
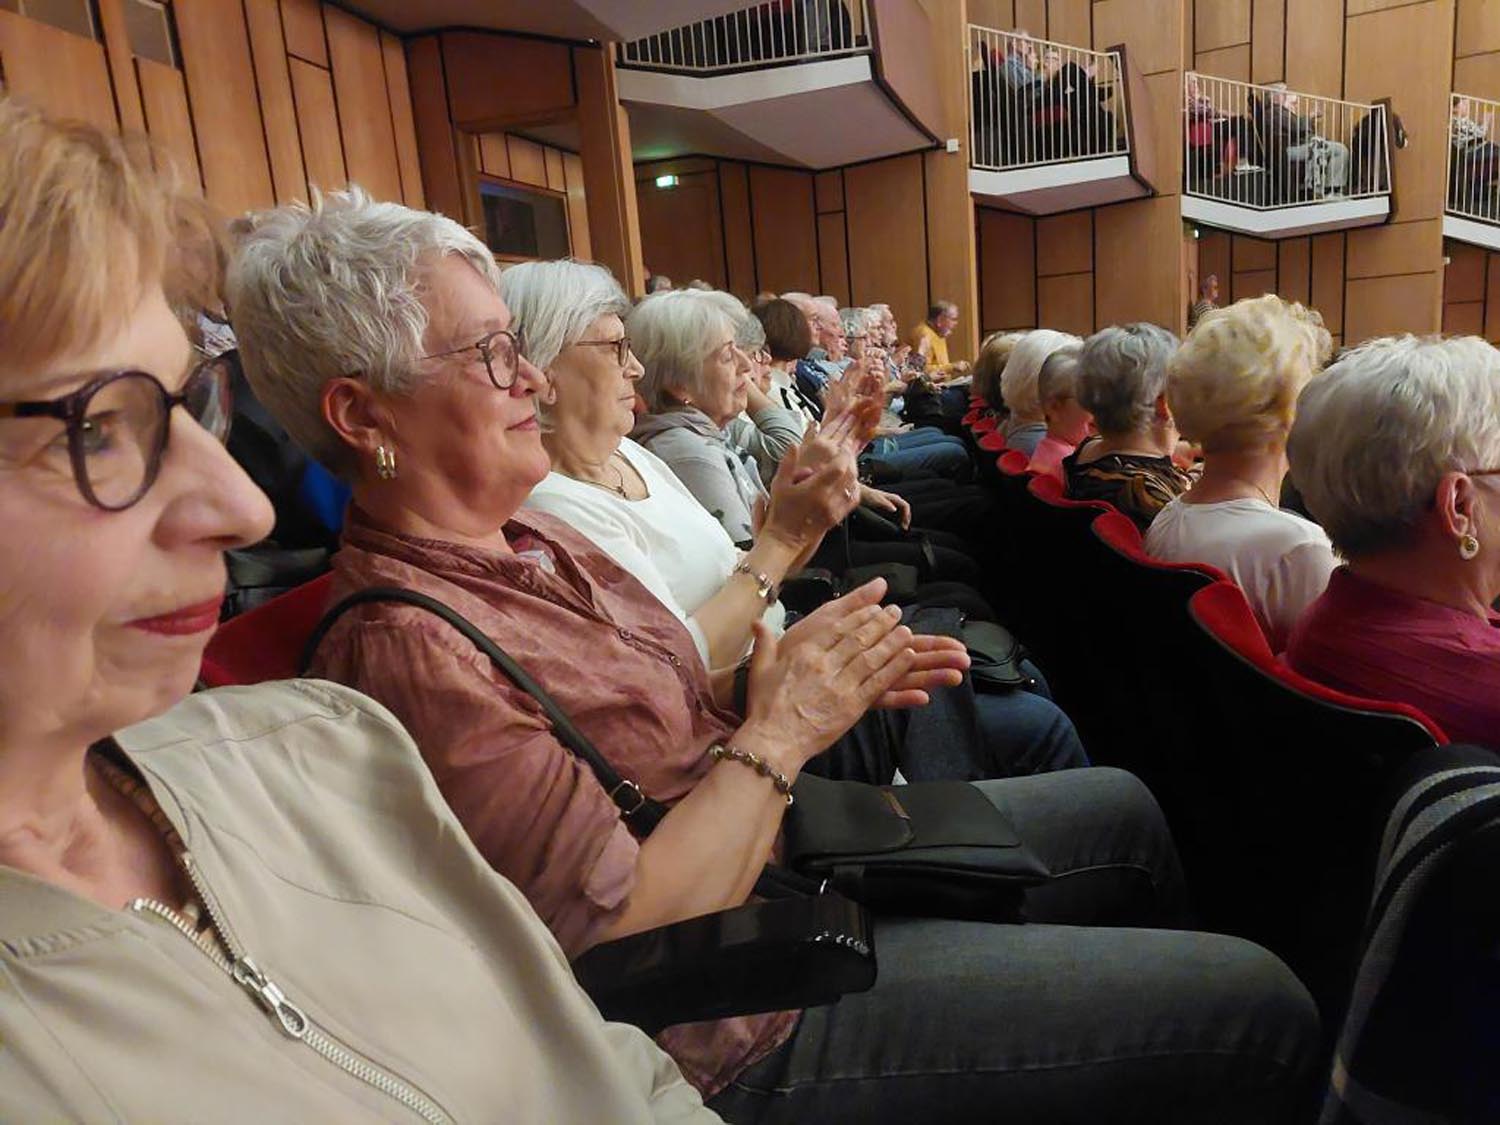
top-left (1038, 45), bottom-right (1116, 156)
top-left (1064, 323), bottom-right (1196, 529)
top-left (1000, 329), bottom-right (1082, 456)
top-left (1147, 296), bottom-right (1339, 651)
top-left (1028, 345), bottom-right (1093, 482)
top-left (1184, 73), bottom-right (1239, 183)
top-left (228, 188), bottom-right (1322, 1124)
top-left (0, 97), bottom-right (722, 1124)
top-left (1265, 84), bottom-right (1349, 197)
top-left (1449, 97), bottom-right (1500, 217)
top-left (1285, 335), bottom-right (1500, 748)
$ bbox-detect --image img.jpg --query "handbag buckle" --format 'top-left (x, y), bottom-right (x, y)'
top-left (609, 778), bottom-right (649, 818)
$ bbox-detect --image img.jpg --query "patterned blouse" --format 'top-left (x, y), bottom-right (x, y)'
top-left (1063, 445), bottom-right (1196, 530)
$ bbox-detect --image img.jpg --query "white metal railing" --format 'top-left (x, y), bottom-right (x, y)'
top-left (1448, 93), bottom-right (1500, 225)
top-left (1183, 72), bottom-right (1389, 209)
top-left (618, 1), bottom-right (870, 75)
top-left (967, 26), bottom-right (1128, 172)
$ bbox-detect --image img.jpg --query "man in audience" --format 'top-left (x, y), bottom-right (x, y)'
top-left (646, 273), bottom-right (673, 294)
top-left (910, 300), bottom-right (972, 380)
top-left (1265, 83), bottom-right (1349, 196)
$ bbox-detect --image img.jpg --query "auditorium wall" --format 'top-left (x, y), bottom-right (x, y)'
top-left (1443, 0), bottom-right (1500, 340)
top-left (0, 0), bottom-right (425, 219)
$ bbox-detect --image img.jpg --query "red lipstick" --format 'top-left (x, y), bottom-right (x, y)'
top-left (128, 597), bottom-right (224, 636)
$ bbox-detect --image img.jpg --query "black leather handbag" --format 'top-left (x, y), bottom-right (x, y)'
top-left (302, 587), bottom-right (877, 1033)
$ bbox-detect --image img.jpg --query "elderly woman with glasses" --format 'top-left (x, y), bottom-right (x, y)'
top-left (1286, 335), bottom-right (1500, 747)
top-left (229, 191), bottom-right (1321, 1124)
top-left (0, 101), bottom-right (727, 1120)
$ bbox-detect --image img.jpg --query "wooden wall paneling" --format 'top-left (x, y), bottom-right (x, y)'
top-left (1195, 0), bottom-right (1251, 52)
top-left (1193, 44), bottom-right (1251, 82)
top-left (814, 169), bottom-right (844, 213)
top-left (1346, 220), bottom-right (1443, 279)
top-left (563, 152), bottom-right (591, 260)
top-left (1251, 0), bottom-right (1286, 83)
top-left (1142, 70), bottom-right (1184, 191)
top-left (441, 32), bottom-right (573, 131)
top-left (1232, 234), bottom-right (1277, 272)
top-left (136, 58), bottom-right (201, 187)
top-left (1453, 53), bottom-right (1500, 101)
top-left (479, 134), bottom-right (510, 178)
top-left (289, 56), bottom-right (347, 194)
top-left (817, 212), bottom-right (851, 306)
top-left (508, 136), bottom-right (548, 187)
top-left (844, 155), bottom-right (928, 341)
top-left (748, 164), bottom-right (820, 298)
top-left (1345, 1), bottom-right (1454, 224)
top-left (1036, 212), bottom-right (1092, 275)
top-left (719, 162), bottom-right (757, 299)
top-left (636, 170), bottom-right (726, 290)
top-left (573, 47), bottom-right (644, 294)
top-left (381, 31), bottom-right (425, 207)
top-left (1278, 237), bottom-right (1312, 305)
top-left (173, 0), bottom-right (275, 214)
top-left (1231, 268), bottom-right (1278, 301)
top-left (1344, 272), bottom-right (1443, 341)
top-left (1046, 0), bottom-right (1092, 47)
top-left (1443, 301), bottom-right (1485, 334)
top-left (1285, 0), bottom-right (1344, 98)
top-left (968, 0), bottom-right (1013, 29)
top-left (96, 0), bottom-right (145, 131)
top-left (244, 0), bottom-right (307, 203)
top-left (1311, 232), bottom-right (1345, 334)
top-left (405, 35), bottom-right (463, 220)
top-left (1485, 254), bottom-right (1500, 340)
top-left (1349, 0), bottom-right (1435, 11)
top-left (1094, 196), bottom-right (1184, 330)
top-left (0, 11), bottom-right (118, 132)
top-left (1457, 0), bottom-right (1500, 55)
top-left (1015, 0), bottom-right (1047, 35)
top-left (544, 147), bottom-right (567, 192)
top-left (1037, 273), bottom-right (1093, 335)
top-left (1197, 231), bottom-right (1232, 289)
top-left (325, 6), bottom-right (403, 202)
top-left (1094, 0), bottom-right (1180, 74)
top-left (978, 208), bottom-right (1037, 331)
top-left (279, 0), bottom-right (327, 66)
top-left (1444, 242), bottom-right (1487, 302)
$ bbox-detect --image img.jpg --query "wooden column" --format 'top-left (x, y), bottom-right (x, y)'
top-left (574, 45), bottom-right (646, 296)
top-left (917, 0), bottom-right (980, 361)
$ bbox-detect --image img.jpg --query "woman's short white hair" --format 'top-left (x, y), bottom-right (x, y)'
top-left (1000, 328), bottom-right (1080, 418)
top-left (1289, 334), bottom-right (1500, 558)
top-left (1036, 345), bottom-right (1082, 407)
top-left (628, 289), bottom-right (747, 412)
top-left (228, 187), bottom-right (499, 473)
top-left (1076, 323), bottom-right (1180, 436)
top-left (499, 258), bottom-right (631, 373)
top-left (1168, 294), bottom-right (1328, 452)
top-left (736, 310), bottom-right (767, 352)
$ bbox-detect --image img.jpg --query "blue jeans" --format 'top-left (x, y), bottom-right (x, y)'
top-left (866, 428), bottom-right (971, 480)
top-left (707, 769), bottom-right (1319, 1124)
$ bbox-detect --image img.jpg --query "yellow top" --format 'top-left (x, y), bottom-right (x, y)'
top-left (911, 320), bottom-right (950, 373)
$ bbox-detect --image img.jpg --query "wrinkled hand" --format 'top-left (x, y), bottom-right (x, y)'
top-left (761, 439), bottom-right (860, 551)
top-left (740, 580), bottom-right (919, 767)
top-left (861, 485), bottom-right (912, 529)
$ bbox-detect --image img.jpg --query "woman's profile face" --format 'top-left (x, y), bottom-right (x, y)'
top-left (0, 285), bottom-right (274, 744)
top-left (692, 335), bottom-right (752, 427)
top-left (548, 313), bottom-right (643, 443)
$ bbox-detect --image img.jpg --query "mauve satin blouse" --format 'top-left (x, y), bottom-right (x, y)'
top-left (309, 507), bottom-right (798, 1097)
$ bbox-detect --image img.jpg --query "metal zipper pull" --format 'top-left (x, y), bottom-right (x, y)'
top-left (232, 956), bottom-right (309, 1040)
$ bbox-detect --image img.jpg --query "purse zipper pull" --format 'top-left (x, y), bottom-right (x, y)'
top-left (232, 956), bottom-right (309, 1040)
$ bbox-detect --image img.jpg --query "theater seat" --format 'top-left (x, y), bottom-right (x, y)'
top-left (201, 572), bottom-right (335, 687)
top-left (1186, 579), bottom-right (1444, 1027)
top-left (976, 429), bottom-right (1008, 453)
top-left (970, 414), bottom-right (998, 435)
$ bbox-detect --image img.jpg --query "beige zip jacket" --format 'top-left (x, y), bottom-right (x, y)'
top-left (0, 680), bottom-right (719, 1124)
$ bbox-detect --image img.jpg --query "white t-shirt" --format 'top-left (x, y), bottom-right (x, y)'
top-left (1145, 496), bottom-right (1339, 652)
top-left (524, 438), bottom-right (786, 667)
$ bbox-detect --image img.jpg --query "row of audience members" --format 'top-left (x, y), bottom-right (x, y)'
top-left (973, 300), bottom-right (1500, 746)
top-left (4, 95), bottom-right (1496, 1121)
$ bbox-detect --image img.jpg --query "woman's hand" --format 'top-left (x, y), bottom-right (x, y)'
top-left (738, 579), bottom-right (918, 770)
top-left (861, 484), bottom-right (911, 529)
top-left (759, 438), bottom-right (860, 551)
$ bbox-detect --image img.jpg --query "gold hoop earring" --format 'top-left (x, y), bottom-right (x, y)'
top-left (1460, 533), bottom-right (1480, 561)
top-left (375, 444), bottom-right (398, 481)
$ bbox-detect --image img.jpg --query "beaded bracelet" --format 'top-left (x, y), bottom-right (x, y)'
top-left (710, 743), bottom-right (794, 806)
top-left (731, 561), bottom-right (779, 604)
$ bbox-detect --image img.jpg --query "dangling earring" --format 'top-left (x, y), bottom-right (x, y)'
top-left (1460, 533), bottom-right (1480, 561)
top-left (375, 444), bottom-right (398, 480)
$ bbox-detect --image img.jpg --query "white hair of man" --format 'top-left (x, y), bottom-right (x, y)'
top-left (228, 186), bottom-right (500, 474)
top-left (1075, 323), bottom-right (1181, 436)
top-left (1000, 328), bottom-right (1081, 418)
top-left (815, 295), bottom-right (839, 309)
top-left (839, 307), bottom-right (871, 338)
top-left (628, 289), bottom-right (748, 413)
top-left (1289, 334), bottom-right (1500, 558)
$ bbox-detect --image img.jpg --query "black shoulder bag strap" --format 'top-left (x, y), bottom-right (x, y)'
top-left (301, 586), bottom-right (669, 835)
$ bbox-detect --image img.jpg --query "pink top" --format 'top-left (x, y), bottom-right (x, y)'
top-left (310, 507), bottom-right (797, 1096)
top-left (1027, 434), bottom-right (1076, 482)
top-left (1286, 567), bottom-right (1500, 748)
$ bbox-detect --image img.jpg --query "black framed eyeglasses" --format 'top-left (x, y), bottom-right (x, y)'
top-left (572, 335), bottom-right (633, 368)
top-left (421, 327), bottom-right (527, 389)
top-left (0, 352), bottom-right (233, 511)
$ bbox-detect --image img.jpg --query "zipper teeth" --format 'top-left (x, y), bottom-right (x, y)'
top-left (130, 857), bottom-right (451, 1124)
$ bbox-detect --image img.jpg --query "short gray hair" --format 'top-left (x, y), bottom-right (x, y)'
top-left (1076, 323), bottom-right (1180, 436)
top-left (839, 307), bottom-right (870, 337)
top-left (1289, 335), bottom-right (1500, 558)
top-left (1036, 345), bottom-right (1082, 406)
top-left (499, 259), bottom-right (630, 375)
top-left (736, 310), bottom-right (766, 352)
top-left (628, 289), bottom-right (747, 412)
top-left (1000, 328), bottom-right (1081, 417)
top-left (228, 187), bottom-right (499, 473)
